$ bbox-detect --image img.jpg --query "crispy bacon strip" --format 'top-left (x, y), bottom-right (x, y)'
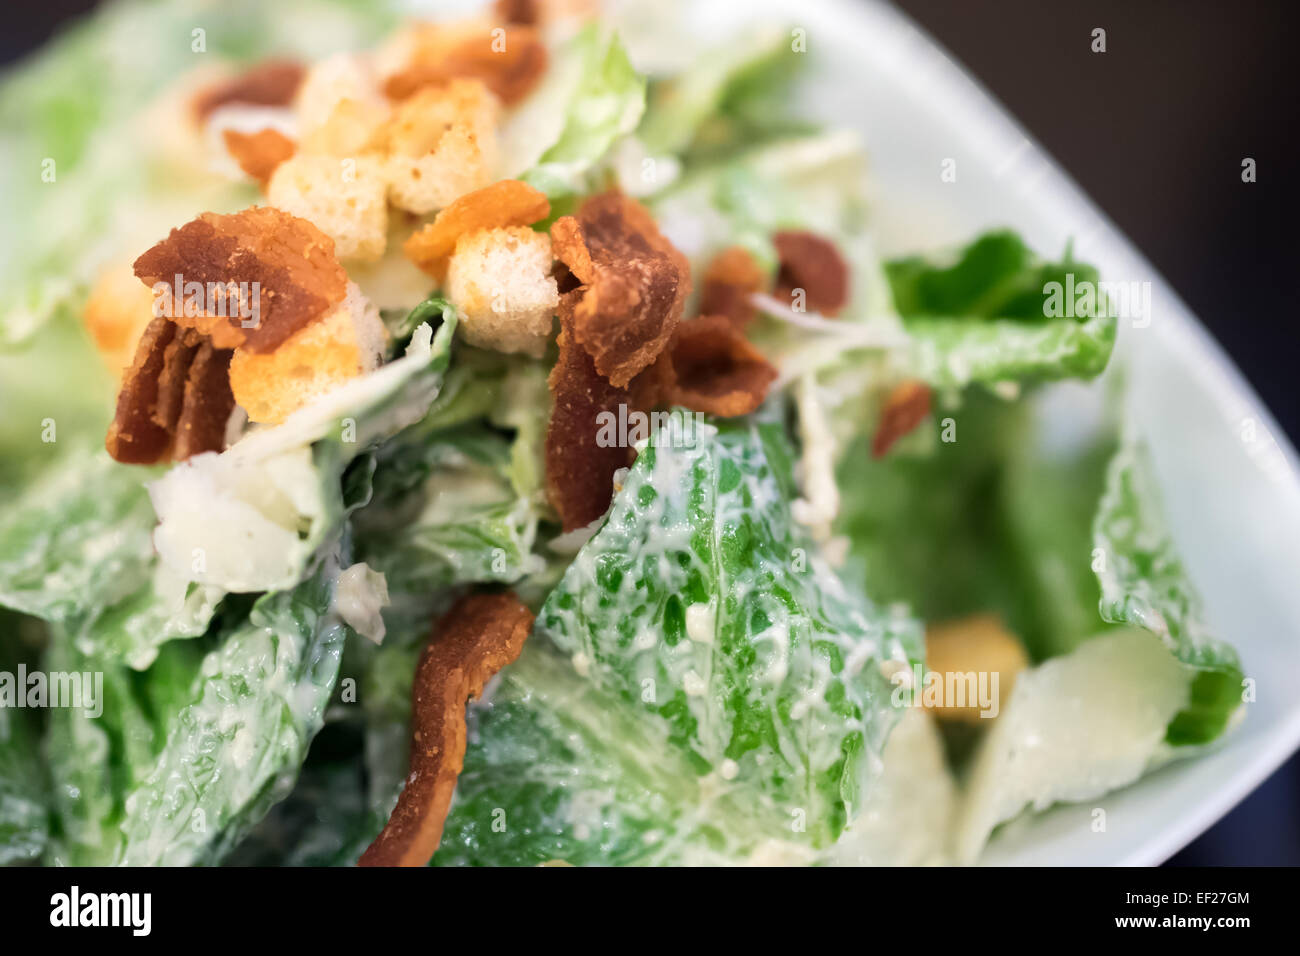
top-left (106, 318), bottom-right (235, 464)
top-left (133, 206), bottom-right (348, 353)
top-left (545, 307), bottom-right (640, 531)
top-left (403, 179), bottom-right (550, 278)
top-left (359, 593), bottom-right (534, 868)
top-left (661, 315), bottom-right (777, 418)
top-left (494, 0), bottom-right (540, 25)
top-left (773, 230), bottom-right (849, 317)
top-left (550, 192), bottom-right (692, 389)
top-left (193, 60), bottom-right (305, 120)
top-left (700, 246), bottom-right (767, 328)
top-left (384, 26), bottom-right (547, 106)
top-left (222, 128), bottom-right (296, 186)
top-left (872, 379), bottom-right (932, 458)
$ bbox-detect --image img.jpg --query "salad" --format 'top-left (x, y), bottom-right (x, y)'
top-left (0, 0), bottom-right (1246, 867)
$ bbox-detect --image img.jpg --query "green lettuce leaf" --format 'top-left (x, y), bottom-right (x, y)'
top-left (357, 423), bottom-right (542, 601)
top-left (42, 622), bottom-right (176, 866)
top-left (638, 25), bottom-right (806, 159)
top-left (884, 231), bottom-right (1117, 389)
top-left (536, 412), bottom-right (922, 846)
top-left (1093, 435), bottom-right (1245, 744)
top-left (117, 547), bottom-right (352, 866)
top-left (0, 672), bottom-right (49, 863)
top-left (508, 24), bottom-right (645, 197)
top-left (0, 447), bottom-right (156, 622)
top-left (437, 642), bottom-right (763, 866)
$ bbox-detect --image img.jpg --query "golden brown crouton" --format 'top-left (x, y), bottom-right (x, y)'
top-left (295, 52), bottom-right (386, 136)
top-left (228, 282), bottom-right (388, 424)
top-left (446, 226), bottom-right (558, 356)
top-left (84, 264), bottom-right (158, 378)
top-left (924, 614), bottom-right (1029, 724)
top-left (380, 80), bottom-right (500, 215)
top-left (267, 154), bottom-right (389, 262)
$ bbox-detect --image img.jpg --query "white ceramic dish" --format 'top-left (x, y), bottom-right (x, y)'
top-left (775, 0), bottom-right (1300, 865)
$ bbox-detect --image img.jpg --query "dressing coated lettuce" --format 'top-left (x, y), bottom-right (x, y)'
top-left (537, 412), bottom-right (922, 846)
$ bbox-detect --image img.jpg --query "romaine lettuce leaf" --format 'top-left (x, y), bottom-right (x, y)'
top-left (117, 546), bottom-right (352, 866)
top-left (357, 423), bottom-right (542, 601)
top-left (0, 682), bottom-right (49, 864)
top-left (0, 446), bottom-right (157, 622)
top-left (508, 24), bottom-right (646, 197)
top-left (436, 641), bottom-right (761, 866)
top-left (1093, 435), bottom-right (1245, 744)
top-left (638, 25), bottom-right (806, 159)
top-left (954, 628), bottom-right (1192, 864)
top-left (536, 412), bottom-right (922, 846)
top-left (43, 622), bottom-right (166, 866)
top-left (884, 231), bottom-right (1117, 389)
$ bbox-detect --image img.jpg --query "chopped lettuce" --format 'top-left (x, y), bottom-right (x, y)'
top-left (0, 447), bottom-right (156, 621)
top-left (508, 25), bottom-right (646, 197)
top-left (884, 231), bottom-right (1117, 389)
top-left (117, 548), bottom-right (352, 866)
top-left (357, 423), bottom-right (543, 600)
top-left (955, 629), bottom-right (1192, 863)
top-left (638, 25), bottom-right (807, 160)
top-left (43, 622), bottom-right (169, 866)
top-left (1094, 435), bottom-right (1246, 744)
top-left (0, 693), bottom-right (48, 864)
top-left (537, 412), bottom-right (922, 846)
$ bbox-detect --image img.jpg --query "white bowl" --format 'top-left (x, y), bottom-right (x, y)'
top-left (763, 0), bottom-right (1300, 864)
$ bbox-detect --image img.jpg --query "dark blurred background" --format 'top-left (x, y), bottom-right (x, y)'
top-left (2, 0), bottom-right (1296, 865)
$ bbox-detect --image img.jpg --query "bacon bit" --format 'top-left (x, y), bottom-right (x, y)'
top-left (106, 319), bottom-right (235, 464)
top-left (545, 307), bottom-right (639, 531)
top-left (550, 192), bottom-right (692, 389)
top-left (872, 380), bottom-right (932, 458)
top-left (192, 60), bottom-right (305, 120)
top-left (359, 593), bottom-right (533, 867)
top-left (222, 128), bottom-right (296, 186)
top-left (132, 207), bottom-right (348, 354)
top-left (494, 0), bottom-right (540, 25)
top-left (384, 26), bottom-right (547, 106)
top-left (773, 230), bottom-right (850, 317)
top-left (403, 179), bottom-right (550, 278)
top-left (700, 246), bottom-right (767, 328)
top-left (661, 315), bottom-right (777, 418)
top-left (173, 342), bottom-right (236, 460)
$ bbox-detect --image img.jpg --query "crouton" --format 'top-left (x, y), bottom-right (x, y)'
top-left (924, 614), bottom-right (1029, 723)
top-left (223, 128), bottom-right (296, 186)
top-left (446, 226), bottom-right (557, 356)
top-left (296, 52), bottom-right (386, 136)
top-left (381, 80), bottom-right (499, 215)
top-left (84, 264), bottom-right (159, 378)
top-left (299, 96), bottom-right (389, 157)
top-left (404, 179), bottom-right (550, 279)
top-left (267, 153), bottom-right (389, 262)
top-left (229, 282), bottom-right (388, 424)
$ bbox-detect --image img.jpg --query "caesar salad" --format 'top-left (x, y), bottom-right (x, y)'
top-left (0, 0), bottom-right (1245, 867)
